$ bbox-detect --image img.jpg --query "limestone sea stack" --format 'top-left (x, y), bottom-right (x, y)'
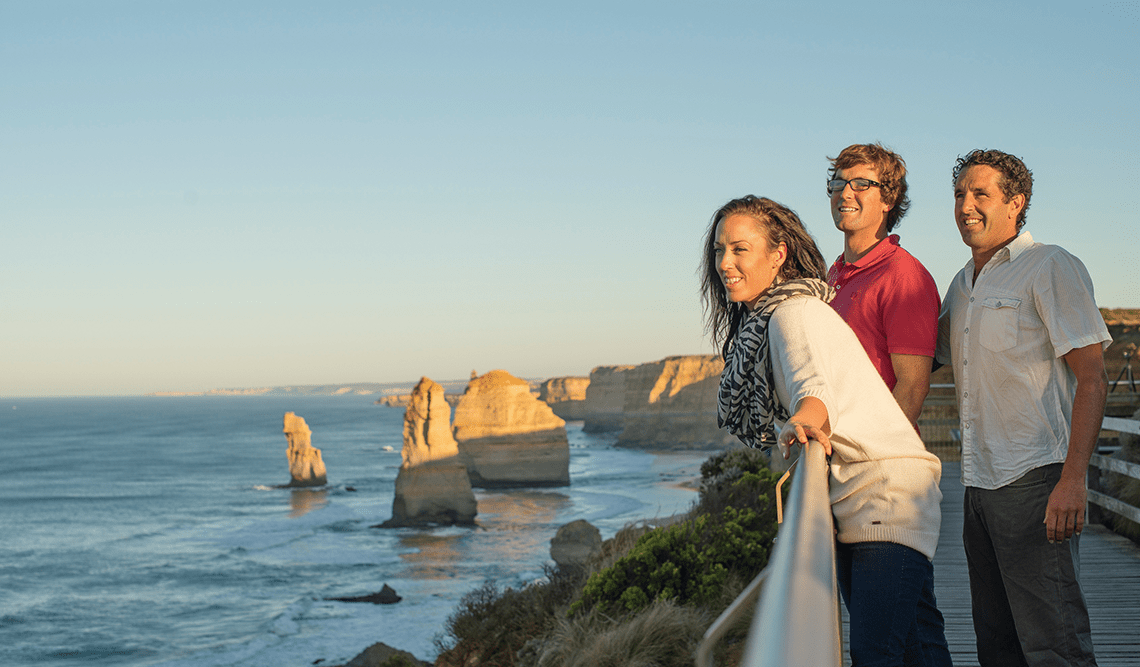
top-left (385, 377), bottom-right (477, 527)
top-left (283, 412), bottom-right (328, 487)
top-left (616, 355), bottom-right (738, 449)
top-left (538, 376), bottom-right (590, 420)
top-left (452, 370), bottom-right (570, 487)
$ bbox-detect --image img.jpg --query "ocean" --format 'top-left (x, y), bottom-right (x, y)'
top-left (0, 396), bottom-right (718, 667)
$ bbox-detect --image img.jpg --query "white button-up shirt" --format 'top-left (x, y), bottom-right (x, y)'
top-left (936, 232), bottom-right (1111, 489)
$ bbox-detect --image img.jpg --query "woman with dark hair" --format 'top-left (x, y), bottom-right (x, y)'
top-left (702, 195), bottom-right (952, 667)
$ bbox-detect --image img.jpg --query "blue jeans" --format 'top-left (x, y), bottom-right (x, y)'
top-left (963, 463), bottom-right (1097, 666)
top-left (836, 541), bottom-right (952, 667)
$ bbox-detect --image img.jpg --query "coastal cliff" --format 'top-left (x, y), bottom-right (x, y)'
top-left (582, 365), bottom-right (636, 433)
top-left (615, 355), bottom-right (737, 449)
top-left (452, 370), bottom-right (570, 488)
top-left (577, 356), bottom-right (735, 449)
top-left (538, 376), bottom-right (590, 420)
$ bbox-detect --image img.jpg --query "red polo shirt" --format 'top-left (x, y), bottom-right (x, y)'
top-left (827, 235), bottom-right (940, 390)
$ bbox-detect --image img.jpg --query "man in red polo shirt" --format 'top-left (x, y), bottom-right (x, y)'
top-left (826, 143), bottom-right (940, 429)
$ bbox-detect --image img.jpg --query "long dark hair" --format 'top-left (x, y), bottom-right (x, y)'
top-left (700, 195), bottom-right (827, 358)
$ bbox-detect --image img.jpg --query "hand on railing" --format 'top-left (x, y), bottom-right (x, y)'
top-left (777, 420), bottom-right (832, 460)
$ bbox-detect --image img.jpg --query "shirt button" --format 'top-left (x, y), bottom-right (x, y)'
top-left (964, 392), bottom-right (969, 398)
top-left (965, 328), bottom-right (969, 333)
top-left (963, 360), bottom-right (968, 366)
top-left (970, 297), bottom-right (975, 302)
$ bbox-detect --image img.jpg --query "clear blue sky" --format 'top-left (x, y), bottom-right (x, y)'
top-left (2, 1), bottom-right (1137, 397)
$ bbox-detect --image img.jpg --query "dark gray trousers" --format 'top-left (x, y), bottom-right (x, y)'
top-left (963, 463), bottom-right (1097, 667)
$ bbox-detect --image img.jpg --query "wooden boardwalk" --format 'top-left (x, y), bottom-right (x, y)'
top-left (841, 459), bottom-right (1140, 666)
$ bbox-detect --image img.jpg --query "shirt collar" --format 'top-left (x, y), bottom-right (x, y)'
top-left (1006, 230), bottom-right (1034, 262)
top-left (964, 231), bottom-right (1034, 275)
top-left (835, 234), bottom-right (900, 269)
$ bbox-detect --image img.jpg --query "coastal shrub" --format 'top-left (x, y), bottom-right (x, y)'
top-left (436, 448), bottom-right (784, 667)
top-left (570, 504), bottom-right (775, 616)
top-left (435, 565), bottom-right (585, 667)
top-left (568, 447), bottom-right (781, 617)
top-left (696, 446), bottom-right (781, 516)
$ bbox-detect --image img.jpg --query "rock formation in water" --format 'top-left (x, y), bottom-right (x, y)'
top-left (327, 583), bottom-right (402, 605)
top-left (582, 365), bottom-right (636, 432)
top-left (401, 377), bottom-right (460, 467)
top-left (283, 412), bottom-right (328, 487)
top-left (336, 641), bottom-right (430, 667)
top-left (616, 355), bottom-right (737, 449)
top-left (538, 376), bottom-right (590, 420)
top-left (550, 519), bottom-right (602, 569)
top-left (383, 377), bottom-right (477, 527)
top-left (452, 370), bottom-right (570, 487)
top-left (375, 393), bottom-right (462, 408)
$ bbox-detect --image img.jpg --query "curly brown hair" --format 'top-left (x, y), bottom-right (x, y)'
top-left (952, 149), bottom-right (1034, 229)
top-left (700, 195), bottom-right (827, 357)
top-left (827, 143), bottom-right (910, 232)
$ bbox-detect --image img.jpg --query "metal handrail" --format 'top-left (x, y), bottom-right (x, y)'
top-left (695, 442), bottom-right (840, 667)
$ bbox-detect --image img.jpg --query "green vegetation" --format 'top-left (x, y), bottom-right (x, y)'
top-left (434, 447), bottom-right (781, 667)
top-left (570, 505), bottom-right (772, 615)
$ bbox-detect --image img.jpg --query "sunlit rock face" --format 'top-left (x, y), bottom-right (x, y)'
top-left (452, 370), bottom-right (570, 488)
top-left (283, 412), bottom-right (327, 487)
top-left (401, 377), bottom-right (460, 467)
top-left (538, 376), bottom-right (590, 420)
top-left (617, 355), bottom-right (739, 449)
top-left (550, 519), bottom-right (602, 568)
top-left (582, 365), bottom-right (635, 433)
top-left (385, 377), bottom-right (477, 527)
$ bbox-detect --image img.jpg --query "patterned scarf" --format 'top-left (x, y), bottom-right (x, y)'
top-left (717, 278), bottom-right (835, 451)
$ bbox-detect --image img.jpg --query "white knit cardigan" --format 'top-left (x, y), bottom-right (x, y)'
top-left (768, 296), bottom-right (943, 560)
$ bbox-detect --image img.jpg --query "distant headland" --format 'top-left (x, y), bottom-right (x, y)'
top-left (146, 380), bottom-right (474, 398)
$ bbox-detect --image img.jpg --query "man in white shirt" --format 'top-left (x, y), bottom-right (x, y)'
top-left (936, 149), bottom-right (1110, 666)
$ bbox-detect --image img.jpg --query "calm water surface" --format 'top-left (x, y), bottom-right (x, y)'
top-left (0, 396), bottom-right (715, 667)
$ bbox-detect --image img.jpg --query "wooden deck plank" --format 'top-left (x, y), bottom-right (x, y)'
top-left (839, 460), bottom-right (1140, 666)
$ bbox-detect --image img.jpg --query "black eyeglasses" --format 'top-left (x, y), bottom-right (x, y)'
top-left (827, 178), bottom-right (883, 196)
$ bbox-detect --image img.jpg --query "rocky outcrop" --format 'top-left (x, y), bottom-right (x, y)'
top-left (375, 394), bottom-right (410, 407)
top-left (283, 412), bottom-right (327, 487)
top-left (327, 583), bottom-right (402, 604)
top-left (550, 519), bottom-right (602, 568)
top-left (538, 376), bottom-right (590, 420)
top-left (452, 370), bottom-right (570, 487)
top-left (335, 641), bottom-right (430, 667)
top-left (383, 378), bottom-right (477, 527)
top-left (582, 365), bottom-right (636, 432)
top-left (616, 355), bottom-right (738, 449)
top-left (376, 393), bottom-right (462, 408)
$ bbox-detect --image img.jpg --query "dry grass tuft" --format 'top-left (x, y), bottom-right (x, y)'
top-left (536, 599), bottom-right (711, 667)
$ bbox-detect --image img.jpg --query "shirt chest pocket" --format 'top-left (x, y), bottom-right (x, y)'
top-left (979, 296), bottom-right (1021, 352)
